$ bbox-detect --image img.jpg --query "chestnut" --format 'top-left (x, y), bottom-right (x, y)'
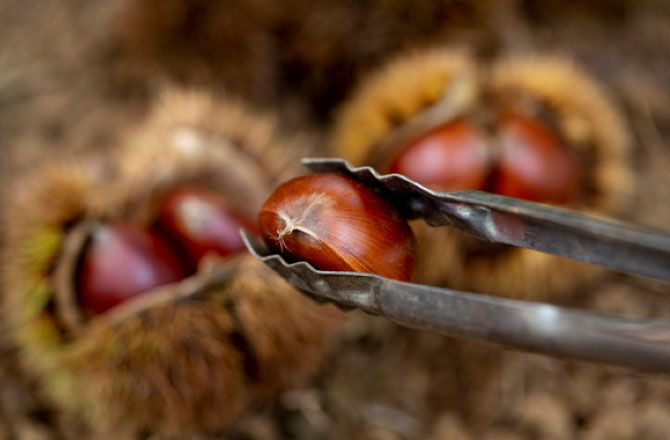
top-left (157, 187), bottom-right (257, 263)
top-left (78, 223), bottom-right (187, 314)
top-left (258, 173), bottom-right (417, 281)
top-left (493, 114), bottom-right (580, 204)
top-left (389, 119), bottom-right (491, 192)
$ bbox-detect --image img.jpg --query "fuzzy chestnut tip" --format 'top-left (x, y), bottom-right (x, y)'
top-left (258, 173), bottom-right (417, 282)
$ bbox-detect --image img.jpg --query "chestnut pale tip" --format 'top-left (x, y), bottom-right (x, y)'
top-left (258, 173), bottom-right (417, 282)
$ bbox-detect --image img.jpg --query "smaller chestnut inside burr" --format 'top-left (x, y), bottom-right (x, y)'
top-left (77, 222), bottom-right (187, 314)
top-left (493, 114), bottom-right (580, 204)
top-left (389, 119), bottom-right (491, 192)
top-left (258, 173), bottom-right (417, 282)
top-left (156, 186), bottom-right (258, 263)
top-left (386, 113), bottom-right (581, 206)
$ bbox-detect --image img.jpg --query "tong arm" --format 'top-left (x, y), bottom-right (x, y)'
top-left (303, 158), bottom-right (670, 282)
top-left (243, 231), bottom-right (670, 372)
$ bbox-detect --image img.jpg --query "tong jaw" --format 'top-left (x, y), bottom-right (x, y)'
top-left (242, 231), bottom-right (382, 314)
top-left (243, 229), bottom-right (670, 372)
top-left (302, 157), bottom-right (453, 226)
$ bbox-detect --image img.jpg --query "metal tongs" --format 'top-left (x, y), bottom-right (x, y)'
top-left (242, 158), bottom-right (670, 372)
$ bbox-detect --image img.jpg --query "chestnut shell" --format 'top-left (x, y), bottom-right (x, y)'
top-left (389, 119), bottom-right (491, 192)
top-left (157, 186), bottom-right (257, 264)
top-left (494, 114), bottom-right (580, 204)
top-left (258, 173), bottom-right (417, 282)
top-left (77, 222), bottom-right (187, 314)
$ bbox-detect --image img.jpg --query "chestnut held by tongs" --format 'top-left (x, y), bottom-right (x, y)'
top-left (244, 158), bottom-right (670, 373)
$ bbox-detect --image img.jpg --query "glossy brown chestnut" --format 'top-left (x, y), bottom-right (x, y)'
top-left (493, 114), bottom-right (580, 204)
top-left (157, 187), bottom-right (257, 263)
top-left (389, 119), bottom-right (491, 192)
top-left (258, 173), bottom-right (417, 281)
top-left (78, 223), bottom-right (187, 314)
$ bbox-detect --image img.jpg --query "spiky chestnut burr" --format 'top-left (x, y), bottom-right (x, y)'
top-left (333, 50), bottom-right (633, 300)
top-left (334, 49), bottom-right (479, 167)
top-left (2, 90), bottom-right (343, 437)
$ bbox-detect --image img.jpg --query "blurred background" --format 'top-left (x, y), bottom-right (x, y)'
top-left (1, 0), bottom-right (670, 439)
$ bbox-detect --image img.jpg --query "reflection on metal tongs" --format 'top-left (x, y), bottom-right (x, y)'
top-left (242, 158), bottom-right (670, 372)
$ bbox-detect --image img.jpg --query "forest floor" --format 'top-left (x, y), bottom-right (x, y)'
top-left (0, 1), bottom-right (669, 439)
